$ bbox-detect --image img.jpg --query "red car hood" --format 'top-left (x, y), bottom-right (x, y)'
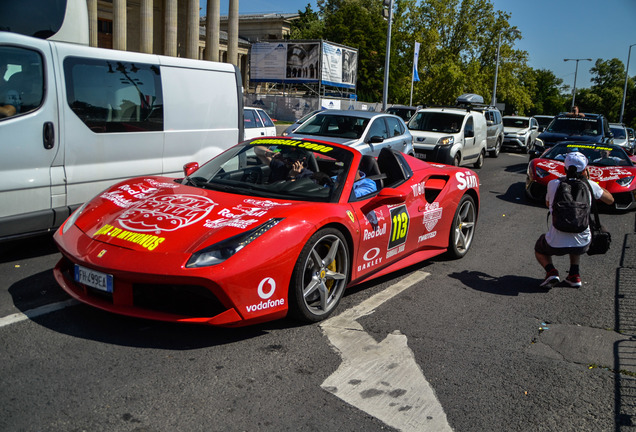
top-left (534, 159), bottom-right (636, 186)
top-left (73, 177), bottom-right (297, 254)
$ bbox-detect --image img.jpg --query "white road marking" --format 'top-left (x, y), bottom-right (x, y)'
top-left (0, 299), bottom-right (78, 328)
top-left (320, 271), bottom-right (452, 432)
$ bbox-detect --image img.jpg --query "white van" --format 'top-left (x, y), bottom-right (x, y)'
top-left (0, 32), bottom-right (243, 241)
top-left (407, 95), bottom-right (488, 168)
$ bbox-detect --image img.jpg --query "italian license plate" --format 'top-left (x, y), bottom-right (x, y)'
top-left (74, 265), bottom-right (113, 293)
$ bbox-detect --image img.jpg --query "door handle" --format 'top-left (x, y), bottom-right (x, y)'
top-left (43, 121), bottom-right (55, 149)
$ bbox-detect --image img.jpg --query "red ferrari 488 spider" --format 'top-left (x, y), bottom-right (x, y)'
top-left (54, 137), bottom-right (480, 327)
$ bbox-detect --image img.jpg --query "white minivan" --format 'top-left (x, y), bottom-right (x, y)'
top-left (0, 32), bottom-right (243, 241)
top-left (407, 94), bottom-right (488, 168)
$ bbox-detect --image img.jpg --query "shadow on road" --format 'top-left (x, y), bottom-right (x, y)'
top-left (493, 181), bottom-right (545, 209)
top-left (448, 270), bottom-right (548, 296)
top-left (0, 234), bottom-right (58, 264)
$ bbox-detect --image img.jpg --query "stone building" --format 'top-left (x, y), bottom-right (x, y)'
top-left (87, 1), bottom-right (297, 90)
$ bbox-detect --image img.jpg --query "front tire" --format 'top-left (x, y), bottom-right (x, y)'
top-left (288, 228), bottom-right (350, 322)
top-left (447, 194), bottom-right (477, 259)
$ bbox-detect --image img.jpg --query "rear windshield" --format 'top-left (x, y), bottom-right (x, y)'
top-left (545, 117), bottom-right (601, 136)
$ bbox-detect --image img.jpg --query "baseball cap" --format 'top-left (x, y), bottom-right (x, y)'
top-left (564, 151), bottom-right (588, 172)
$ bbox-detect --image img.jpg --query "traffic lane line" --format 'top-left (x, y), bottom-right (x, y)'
top-left (0, 299), bottom-right (78, 328)
top-left (320, 271), bottom-right (453, 432)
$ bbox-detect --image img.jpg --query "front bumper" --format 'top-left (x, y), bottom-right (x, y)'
top-left (413, 144), bottom-right (455, 165)
top-left (503, 136), bottom-right (527, 148)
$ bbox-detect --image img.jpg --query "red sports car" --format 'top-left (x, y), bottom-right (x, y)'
top-left (526, 141), bottom-right (636, 210)
top-left (54, 137), bottom-right (480, 327)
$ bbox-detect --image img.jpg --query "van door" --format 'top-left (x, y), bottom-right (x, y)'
top-left (56, 44), bottom-right (165, 208)
top-left (0, 37), bottom-right (61, 237)
top-left (462, 115), bottom-right (476, 158)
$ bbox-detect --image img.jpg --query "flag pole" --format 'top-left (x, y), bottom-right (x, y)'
top-left (410, 41), bottom-right (420, 107)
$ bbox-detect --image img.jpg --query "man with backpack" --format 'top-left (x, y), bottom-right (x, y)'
top-left (534, 151), bottom-right (614, 288)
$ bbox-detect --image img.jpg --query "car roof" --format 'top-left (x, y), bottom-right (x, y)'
top-left (503, 115), bottom-right (532, 119)
top-left (314, 110), bottom-right (399, 120)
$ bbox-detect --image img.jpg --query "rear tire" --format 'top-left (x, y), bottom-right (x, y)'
top-left (446, 194), bottom-right (477, 259)
top-left (288, 228), bottom-right (349, 322)
top-left (489, 137), bottom-right (501, 158)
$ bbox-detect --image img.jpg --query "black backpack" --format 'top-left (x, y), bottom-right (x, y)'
top-left (551, 178), bottom-right (592, 233)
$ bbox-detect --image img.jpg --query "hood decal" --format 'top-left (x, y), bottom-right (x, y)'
top-left (119, 194), bottom-right (218, 233)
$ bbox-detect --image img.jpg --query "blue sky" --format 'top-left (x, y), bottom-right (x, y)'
top-left (201, 0), bottom-right (636, 89)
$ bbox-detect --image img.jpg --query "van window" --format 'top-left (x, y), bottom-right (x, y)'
top-left (465, 116), bottom-right (474, 135)
top-left (0, 46), bottom-right (44, 120)
top-left (64, 57), bottom-right (163, 133)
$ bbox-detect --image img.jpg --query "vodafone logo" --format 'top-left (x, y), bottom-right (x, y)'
top-left (258, 277), bottom-right (276, 299)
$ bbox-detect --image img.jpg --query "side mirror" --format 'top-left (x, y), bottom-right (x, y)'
top-left (486, 120), bottom-right (494, 126)
top-left (361, 187), bottom-right (406, 213)
top-left (368, 135), bottom-right (384, 144)
top-left (183, 162), bottom-right (199, 177)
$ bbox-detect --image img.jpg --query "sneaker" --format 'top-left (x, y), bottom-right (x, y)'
top-left (564, 274), bottom-right (582, 288)
top-left (540, 269), bottom-right (560, 288)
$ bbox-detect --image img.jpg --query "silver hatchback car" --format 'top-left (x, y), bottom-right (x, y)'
top-left (288, 110), bottom-right (414, 157)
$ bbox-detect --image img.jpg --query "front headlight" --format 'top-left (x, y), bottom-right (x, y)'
top-left (535, 167), bottom-right (550, 179)
top-left (616, 176), bottom-right (634, 187)
top-left (186, 218), bottom-right (283, 268)
top-left (438, 136), bottom-right (454, 146)
top-left (61, 201), bottom-right (91, 234)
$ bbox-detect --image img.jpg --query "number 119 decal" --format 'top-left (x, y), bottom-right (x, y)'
top-left (388, 205), bottom-right (409, 250)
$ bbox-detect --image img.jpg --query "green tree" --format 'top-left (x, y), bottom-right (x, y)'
top-left (525, 69), bottom-right (568, 115)
top-left (575, 58), bottom-right (627, 122)
top-left (289, 4), bottom-right (324, 40)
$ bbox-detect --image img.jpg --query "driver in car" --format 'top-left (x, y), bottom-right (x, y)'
top-left (255, 146), bottom-right (314, 182)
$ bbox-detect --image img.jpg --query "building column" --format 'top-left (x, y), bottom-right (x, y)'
top-left (140, 0), bottom-right (153, 53)
top-left (87, 0), bottom-right (98, 47)
top-left (186, 0), bottom-right (199, 59)
top-left (164, 0), bottom-right (178, 57)
top-left (205, 0), bottom-right (220, 62)
top-left (227, 0), bottom-right (239, 66)
top-left (113, 0), bottom-right (127, 51)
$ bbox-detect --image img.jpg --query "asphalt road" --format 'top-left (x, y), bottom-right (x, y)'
top-left (1, 150), bottom-right (635, 432)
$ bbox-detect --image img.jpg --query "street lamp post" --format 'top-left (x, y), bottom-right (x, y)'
top-left (564, 58), bottom-right (592, 110)
top-left (491, 33), bottom-right (502, 107)
top-left (491, 29), bottom-right (520, 108)
top-left (619, 43), bottom-right (636, 124)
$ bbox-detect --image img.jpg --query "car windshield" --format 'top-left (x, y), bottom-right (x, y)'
top-left (545, 117), bottom-right (601, 136)
top-left (543, 143), bottom-right (633, 167)
top-left (610, 126), bottom-right (627, 139)
top-left (503, 118), bottom-right (529, 128)
top-left (294, 114), bottom-right (369, 139)
top-left (182, 138), bottom-right (354, 203)
top-left (407, 112), bottom-right (463, 133)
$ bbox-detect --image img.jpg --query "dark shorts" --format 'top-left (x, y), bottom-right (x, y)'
top-left (534, 234), bottom-right (589, 256)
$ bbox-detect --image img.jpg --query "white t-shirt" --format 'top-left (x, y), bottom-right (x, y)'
top-left (545, 177), bottom-right (603, 248)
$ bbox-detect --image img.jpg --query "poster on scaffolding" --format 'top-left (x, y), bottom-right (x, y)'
top-left (249, 41), bottom-right (357, 90)
top-left (250, 42), bottom-right (321, 83)
top-left (321, 42), bottom-right (357, 89)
